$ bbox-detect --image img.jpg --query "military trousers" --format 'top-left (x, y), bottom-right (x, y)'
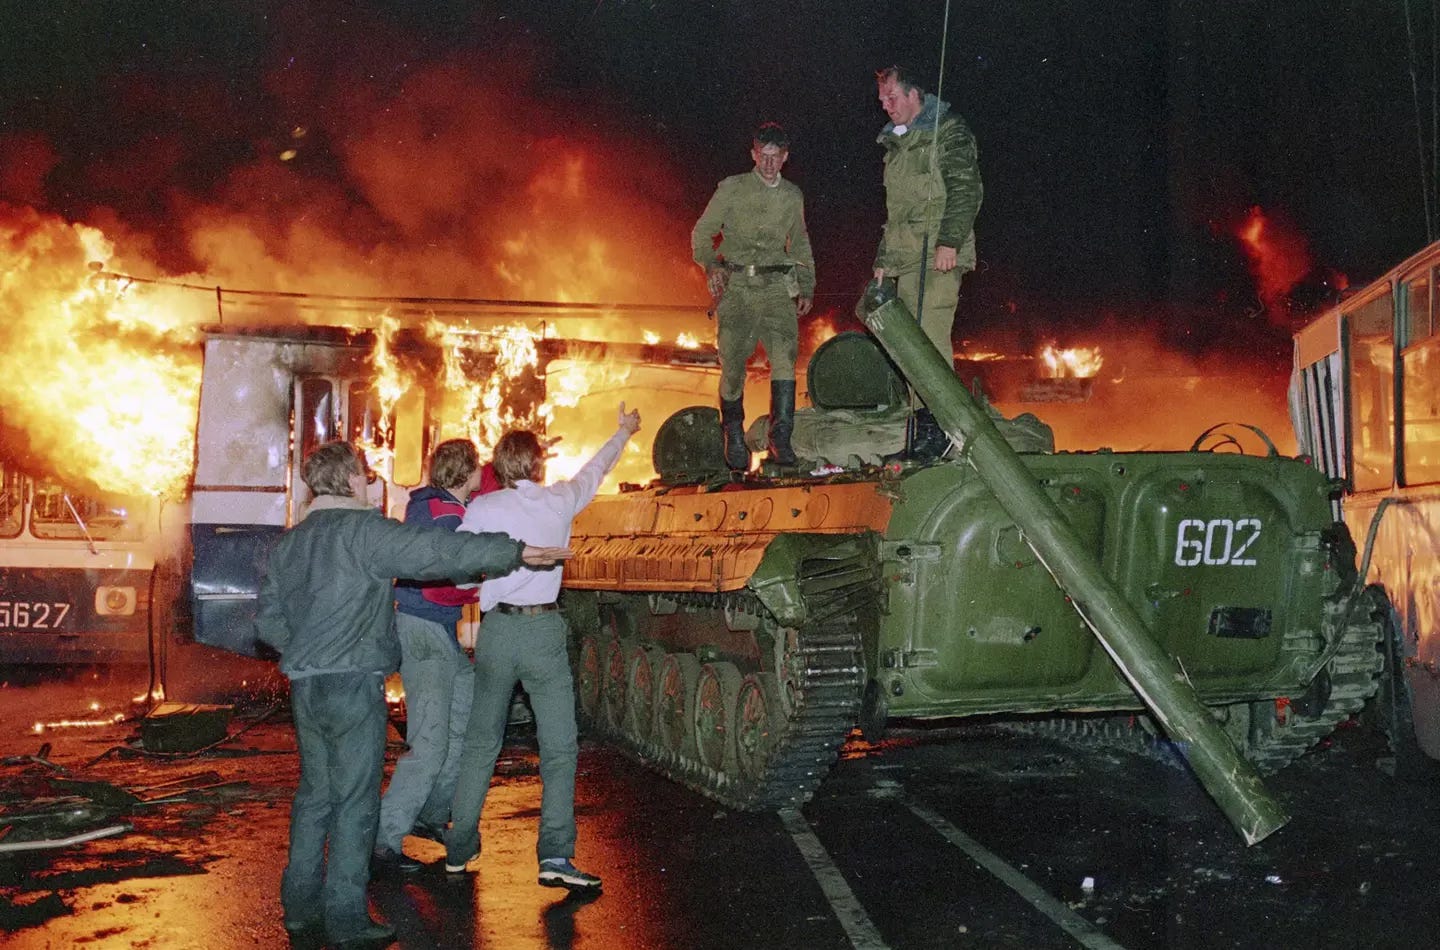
top-left (376, 612), bottom-right (474, 852)
top-left (280, 671), bottom-right (387, 940)
top-left (717, 273), bottom-right (798, 401)
top-left (446, 610), bottom-right (578, 865)
top-left (896, 265), bottom-right (963, 368)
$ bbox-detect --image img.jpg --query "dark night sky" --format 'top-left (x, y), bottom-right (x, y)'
top-left (2, 0), bottom-right (1437, 352)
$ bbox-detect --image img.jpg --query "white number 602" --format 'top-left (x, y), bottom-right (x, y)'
top-left (1174, 518), bottom-right (1261, 567)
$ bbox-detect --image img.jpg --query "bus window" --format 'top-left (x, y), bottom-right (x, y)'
top-left (1402, 269), bottom-right (1440, 484)
top-left (297, 378), bottom-right (336, 461)
top-left (0, 465), bottom-right (23, 539)
top-left (1404, 270), bottom-right (1434, 346)
top-left (30, 479), bottom-right (145, 542)
top-left (347, 381), bottom-right (383, 447)
top-left (346, 381), bottom-right (389, 510)
top-left (1347, 289), bottom-right (1396, 491)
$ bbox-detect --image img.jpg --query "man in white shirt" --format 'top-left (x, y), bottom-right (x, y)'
top-left (445, 403), bottom-right (641, 891)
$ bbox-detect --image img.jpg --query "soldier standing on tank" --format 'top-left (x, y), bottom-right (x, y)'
top-left (692, 121), bottom-right (815, 471)
top-left (873, 65), bottom-right (983, 459)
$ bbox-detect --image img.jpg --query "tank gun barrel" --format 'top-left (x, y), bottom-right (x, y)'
top-left (858, 280), bottom-right (1289, 845)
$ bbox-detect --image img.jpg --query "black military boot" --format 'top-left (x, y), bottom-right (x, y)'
top-left (767, 379), bottom-right (798, 467)
top-left (720, 398), bottom-right (749, 472)
top-left (910, 408), bottom-right (952, 460)
top-left (883, 407), bottom-right (951, 466)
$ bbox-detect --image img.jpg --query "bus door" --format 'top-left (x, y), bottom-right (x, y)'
top-left (188, 329), bottom-right (421, 657)
top-left (190, 332), bottom-right (368, 656)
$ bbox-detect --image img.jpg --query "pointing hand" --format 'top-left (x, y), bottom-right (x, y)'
top-left (619, 401), bottom-right (641, 435)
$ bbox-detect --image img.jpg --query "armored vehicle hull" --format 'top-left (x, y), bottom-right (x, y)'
top-left (559, 324), bottom-right (1384, 833)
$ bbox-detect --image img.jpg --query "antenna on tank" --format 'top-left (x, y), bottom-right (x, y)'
top-left (927, 0), bottom-right (952, 183)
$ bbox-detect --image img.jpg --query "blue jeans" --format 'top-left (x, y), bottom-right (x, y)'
top-left (377, 612), bottom-right (474, 852)
top-left (447, 610), bottom-right (578, 865)
top-left (280, 672), bottom-right (387, 939)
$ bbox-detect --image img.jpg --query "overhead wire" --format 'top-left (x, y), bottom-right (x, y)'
top-left (1403, 0), bottom-right (1435, 242)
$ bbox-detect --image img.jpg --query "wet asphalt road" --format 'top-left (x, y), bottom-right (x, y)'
top-left (2, 653), bottom-right (1439, 949)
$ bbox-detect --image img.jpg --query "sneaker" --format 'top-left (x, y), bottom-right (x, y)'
top-left (444, 852), bottom-right (480, 874)
top-left (538, 858), bottom-right (602, 891)
top-left (371, 847), bottom-right (421, 874)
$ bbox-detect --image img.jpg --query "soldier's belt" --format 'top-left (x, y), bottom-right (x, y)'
top-left (723, 263), bottom-right (790, 276)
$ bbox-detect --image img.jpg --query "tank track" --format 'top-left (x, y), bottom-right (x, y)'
top-left (1236, 589), bottom-right (1386, 773)
top-left (580, 580), bottom-right (869, 812)
top-left (998, 590), bottom-right (1386, 773)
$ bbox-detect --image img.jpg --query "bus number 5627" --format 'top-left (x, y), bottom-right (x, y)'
top-left (0, 601), bottom-right (72, 630)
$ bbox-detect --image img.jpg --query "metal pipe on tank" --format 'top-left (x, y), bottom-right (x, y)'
top-left (857, 280), bottom-right (1289, 845)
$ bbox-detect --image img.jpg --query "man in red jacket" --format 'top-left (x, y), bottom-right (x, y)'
top-left (374, 440), bottom-right (486, 873)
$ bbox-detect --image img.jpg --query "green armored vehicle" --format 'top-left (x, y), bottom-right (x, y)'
top-left (559, 289), bottom-right (1385, 844)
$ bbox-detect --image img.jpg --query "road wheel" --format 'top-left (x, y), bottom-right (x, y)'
top-left (577, 634), bottom-right (603, 727)
top-left (602, 637), bottom-right (629, 732)
top-left (655, 653), bottom-right (701, 758)
top-left (735, 672), bottom-right (784, 781)
top-left (624, 646), bottom-right (665, 744)
top-left (694, 661), bottom-right (743, 773)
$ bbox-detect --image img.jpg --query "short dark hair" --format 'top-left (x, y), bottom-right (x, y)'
top-left (302, 441), bottom-right (362, 497)
top-left (876, 65), bottom-right (925, 98)
top-left (753, 121), bottom-right (790, 150)
top-left (492, 430), bottom-right (543, 489)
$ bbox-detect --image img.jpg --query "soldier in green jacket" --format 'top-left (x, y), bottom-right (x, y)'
top-left (692, 122), bottom-right (815, 471)
top-left (872, 65), bottom-right (983, 460)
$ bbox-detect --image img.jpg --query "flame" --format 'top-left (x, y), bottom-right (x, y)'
top-left (1235, 206), bottom-right (1313, 309)
top-left (3, 50), bottom-right (732, 497)
top-left (365, 317), bottom-right (656, 486)
top-left (969, 320), bottom-right (1296, 456)
top-left (0, 206), bottom-right (204, 496)
top-left (1038, 342), bottom-right (1104, 378)
top-left (800, 309), bottom-right (852, 356)
top-left (642, 330), bottom-right (700, 348)
top-left (32, 712), bottom-right (127, 733)
top-left (3, 74), bottom-right (724, 498)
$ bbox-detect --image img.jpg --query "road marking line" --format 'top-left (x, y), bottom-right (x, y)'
top-left (779, 807), bottom-right (891, 950)
top-left (903, 796), bottom-right (1129, 950)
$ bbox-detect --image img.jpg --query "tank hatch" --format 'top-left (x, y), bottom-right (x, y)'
top-left (807, 331), bottom-right (906, 411)
top-left (652, 406), bottom-right (726, 483)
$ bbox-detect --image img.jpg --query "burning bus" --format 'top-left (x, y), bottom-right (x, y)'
top-left (182, 314), bottom-right (713, 657)
top-left (0, 262), bottom-right (717, 668)
top-left (1290, 237), bottom-right (1440, 768)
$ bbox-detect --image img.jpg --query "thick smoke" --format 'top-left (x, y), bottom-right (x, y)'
top-left (2, 11), bottom-right (707, 319)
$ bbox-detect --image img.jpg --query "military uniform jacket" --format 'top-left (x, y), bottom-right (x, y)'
top-left (875, 94), bottom-right (983, 277)
top-left (691, 171), bottom-right (816, 297)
